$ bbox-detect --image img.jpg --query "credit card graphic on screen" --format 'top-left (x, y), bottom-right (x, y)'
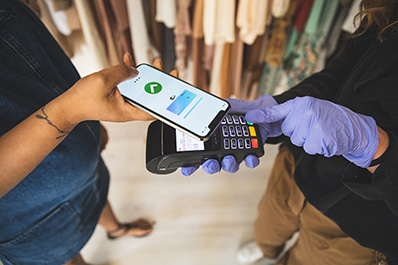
top-left (166, 90), bottom-right (197, 116)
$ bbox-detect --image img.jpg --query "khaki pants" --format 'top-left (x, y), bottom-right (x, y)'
top-left (254, 147), bottom-right (382, 265)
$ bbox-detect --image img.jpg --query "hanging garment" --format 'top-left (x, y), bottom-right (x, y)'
top-left (318, 0), bottom-right (353, 69)
top-left (286, 0), bottom-right (339, 86)
top-left (127, 0), bottom-right (158, 64)
top-left (264, 0), bottom-right (298, 68)
top-left (155, 0), bottom-right (176, 28)
top-left (272, 0), bottom-right (290, 18)
top-left (294, 0), bottom-right (315, 32)
top-left (109, 0), bottom-right (134, 59)
top-left (161, 25), bottom-right (177, 72)
top-left (142, 0), bottom-right (163, 58)
top-left (342, 0), bottom-right (361, 34)
top-left (203, 0), bottom-right (235, 45)
top-left (283, 0), bottom-right (314, 61)
top-left (154, 0), bottom-right (177, 71)
top-left (36, 0), bottom-right (74, 57)
top-left (51, 0), bottom-right (72, 11)
top-left (227, 30), bottom-right (245, 98)
top-left (240, 35), bottom-right (266, 99)
top-left (236, 0), bottom-right (272, 45)
top-left (93, 0), bottom-right (133, 65)
top-left (192, 0), bottom-right (209, 91)
top-left (258, 63), bottom-right (285, 95)
top-left (203, 0), bottom-right (236, 96)
top-left (44, 0), bottom-right (72, 36)
top-left (91, 0), bottom-right (121, 66)
top-left (174, 0), bottom-right (192, 76)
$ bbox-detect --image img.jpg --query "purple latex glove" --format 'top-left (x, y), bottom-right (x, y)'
top-left (181, 95), bottom-right (276, 176)
top-left (247, 96), bottom-right (379, 168)
top-left (181, 155), bottom-right (259, 176)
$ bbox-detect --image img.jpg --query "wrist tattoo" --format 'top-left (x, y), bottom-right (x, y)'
top-left (36, 107), bottom-right (70, 139)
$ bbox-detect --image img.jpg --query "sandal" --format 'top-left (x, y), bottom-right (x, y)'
top-left (107, 218), bottom-right (154, 240)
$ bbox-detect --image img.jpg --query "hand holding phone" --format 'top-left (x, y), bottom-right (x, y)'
top-left (118, 64), bottom-right (230, 140)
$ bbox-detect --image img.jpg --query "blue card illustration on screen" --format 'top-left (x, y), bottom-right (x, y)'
top-left (167, 90), bottom-right (197, 116)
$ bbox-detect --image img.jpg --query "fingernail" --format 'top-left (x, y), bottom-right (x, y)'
top-left (171, 69), bottom-right (179, 77)
top-left (131, 67), bottom-right (139, 75)
top-left (154, 57), bottom-right (163, 67)
top-left (126, 52), bottom-right (133, 62)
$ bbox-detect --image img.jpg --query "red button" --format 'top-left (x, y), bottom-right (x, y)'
top-left (251, 139), bottom-right (258, 148)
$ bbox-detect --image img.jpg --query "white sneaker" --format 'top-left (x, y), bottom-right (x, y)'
top-left (236, 241), bottom-right (276, 265)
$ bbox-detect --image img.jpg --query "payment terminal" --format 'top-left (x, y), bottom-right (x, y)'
top-left (146, 113), bottom-right (265, 174)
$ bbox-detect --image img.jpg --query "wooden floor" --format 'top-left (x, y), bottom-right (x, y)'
top-left (80, 121), bottom-right (279, 265)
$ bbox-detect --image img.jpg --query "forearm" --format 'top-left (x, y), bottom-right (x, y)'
top-left (0, 93), bottom-right (76, 198)
top-left (367, 127), bottom-right (389, 173)
top-left (0, 55), bottom-right (148, 198)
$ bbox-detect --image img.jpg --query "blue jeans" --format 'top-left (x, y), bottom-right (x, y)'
top-left (0, 1), bottom-right (109, 264)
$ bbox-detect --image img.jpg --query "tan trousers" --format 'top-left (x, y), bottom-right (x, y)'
top-left (254, 147), bottom-right (382, 265)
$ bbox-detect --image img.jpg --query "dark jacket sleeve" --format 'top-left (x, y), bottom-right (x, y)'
top-left (341, 131), bottom-right (398, 217)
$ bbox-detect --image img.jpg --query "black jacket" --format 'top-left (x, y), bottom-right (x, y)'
top-left (273, 28), bottom-right (398, 264)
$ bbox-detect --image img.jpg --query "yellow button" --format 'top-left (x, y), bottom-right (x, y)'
top-left (249, 126), bottom-right (256, 137)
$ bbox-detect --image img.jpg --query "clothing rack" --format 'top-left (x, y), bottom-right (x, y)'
top-left (28, 0), bottom-right (360, 100)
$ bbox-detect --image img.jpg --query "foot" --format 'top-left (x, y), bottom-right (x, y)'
top-left (236, 241), bottom-right (276, 265)
top-left (107, 218), bottom-right (154, 240)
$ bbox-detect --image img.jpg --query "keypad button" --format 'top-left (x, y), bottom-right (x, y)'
top-left (229, 126), bottom-right (236, 137)
top-left (221, 118), bottom-right (226, 124)
top-left (236, 126), bottom-right (242, 137)
top-left (239, 116), bottom-right (246, 124)
top-left (238, 138), bottom-right (244, 149)
top-left (224, 139), bottom-right (230, 149)
top-left (226, 115), bottom-right (233, 124)
top-left (251, 138), bottom-right (259, 148)
top-left (222, 126), bottom-right (229, 137)
top-left (245, 138), bottom-right (251, 149)
top-left (232, 115), bottom-right (240, 124)
top-left (249, 126), bottom-right (256, 137)
top-left (242, 126), bottom-right (249, 137)
top-left (231, 138), bottom-right (237, 149)
top-left (212, 140), bottom-right (220, 149)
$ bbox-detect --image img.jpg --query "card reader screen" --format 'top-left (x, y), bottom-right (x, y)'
top-left (176, 130), bottom-right (204, 152)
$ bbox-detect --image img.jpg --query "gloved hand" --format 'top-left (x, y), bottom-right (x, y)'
top-left (247, 96), bottom-right (379, 168)
top-left (181, 95), bottom-right (278, 176)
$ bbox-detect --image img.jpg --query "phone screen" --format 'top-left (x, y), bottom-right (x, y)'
top-left (118, 64), bottom-right (229, 139)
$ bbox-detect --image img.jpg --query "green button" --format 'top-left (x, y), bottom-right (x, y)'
top-left (144, 82), bottom-right (162, 94)
top-left (247, 121), bottom-right (253, 125)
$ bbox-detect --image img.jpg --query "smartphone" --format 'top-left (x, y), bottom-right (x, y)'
top-left (146, 113), bottom-right (265, 174)
top-left (118, 63), bottom-right (230, 140)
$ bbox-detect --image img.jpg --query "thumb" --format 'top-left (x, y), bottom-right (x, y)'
top-left (245, 100), bottom-right (293, 124)
top-left (95, 64), bottom-right (139, 89)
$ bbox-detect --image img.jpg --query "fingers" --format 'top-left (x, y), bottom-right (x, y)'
top-left (244, 155), bottom-right (260, 168)
top-left (182, 155), bottom-right (260, 176)
top-left (226, 95), bottom-right (278, 113)
top-left (221, 155), bottom-right (239, 173)
top-left (152, 58), bottom-right (163, 70)
top-left (152, 57), bottom-right (178, 77)
top-left (94, 63), bottom-right (138, 90)
top-left (181, 166), bottom-right (199, 176)
top-left (170, 69), bottom-right (178, 77)
top-left (181, 159), bottom-right (221, 176)
top-left (202, 159), bottom-right (221, 174)
top-left (245, 99), bottom-right (293, 124)
top-left (226, 98), bottom-right (250, 113)
top-left (123, 52), bottom-right (135, 67)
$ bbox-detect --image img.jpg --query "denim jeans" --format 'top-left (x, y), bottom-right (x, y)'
top-left (0, 1), bottom-right (109, 264)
